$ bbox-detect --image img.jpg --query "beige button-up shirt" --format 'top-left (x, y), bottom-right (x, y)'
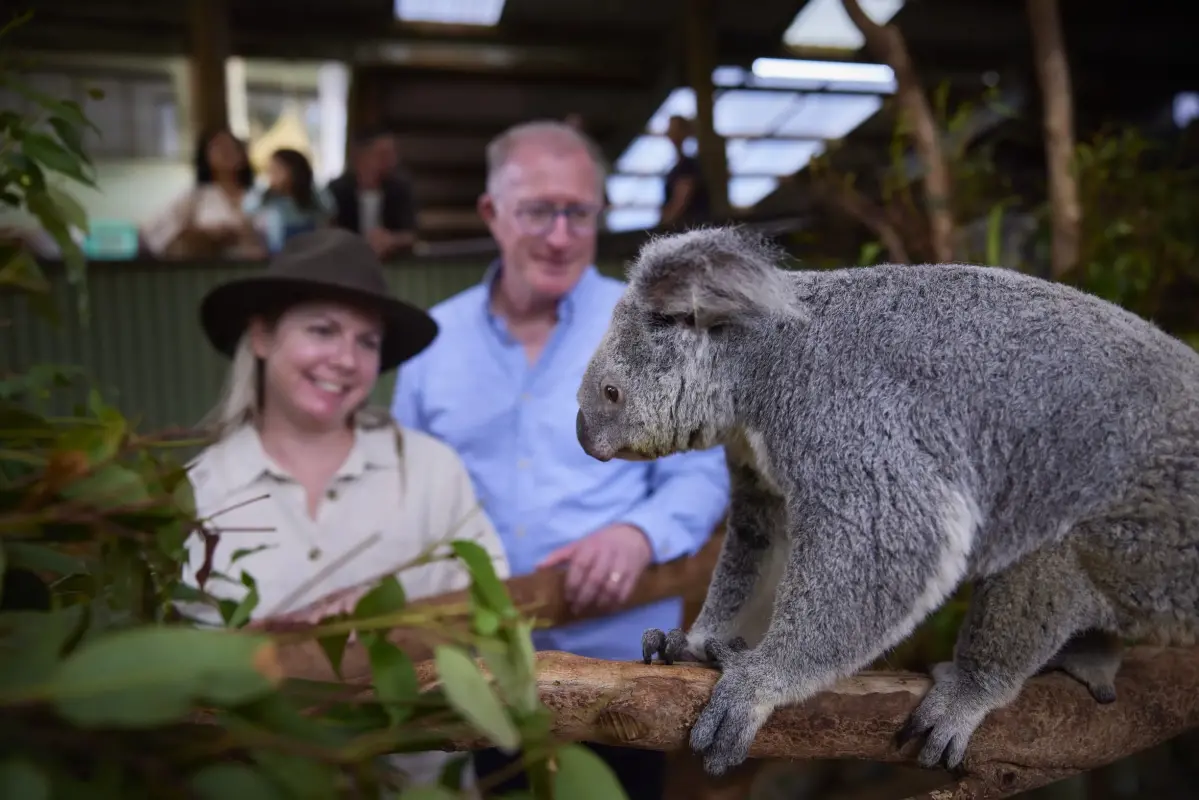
top-left (182, 420), bottom-right (509, 793)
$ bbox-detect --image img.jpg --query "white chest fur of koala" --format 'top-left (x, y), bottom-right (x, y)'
top-left (573, 226), bottom-right (1199, 777)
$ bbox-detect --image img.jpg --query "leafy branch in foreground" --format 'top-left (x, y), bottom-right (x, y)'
top-left (0, 9), bottom-right (100, 323)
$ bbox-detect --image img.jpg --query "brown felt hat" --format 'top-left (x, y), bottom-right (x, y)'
top-left (198, 228), bottom-right (437, 372)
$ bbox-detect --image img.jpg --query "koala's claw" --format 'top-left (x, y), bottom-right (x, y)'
top-left (641, 629), bottom-right (747, 666)
top-left (641, 628), bottom-right (690, 664)
top-left (898, 661), bottom-right (991, 771)
top-left (688, 643), bottom-right (763, 776)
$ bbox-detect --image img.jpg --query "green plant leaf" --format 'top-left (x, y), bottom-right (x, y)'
top-left (434, 644), bottom-right (519, 750)
top-left (363, 634), bottom-right (419, 726)
top-left (251, 749), bottom-right (339, 799)
top-left (20, 132), bottom-right (92, 186)
top-left (0, 605), bottom-right (87, 691)
top-left (47, 185), bottom-right (89, 235)
top-left (451, 539), bottom-right (513, 616)
top-left (552, 743), bottom-right (629, 800)
top-left (398, 786), bottom-right (458, 800)
top-left (0, 756), bottom-right (50, 800)
top-left (317, 631), bottom-right (349, 678)
top-left (189, 763), bottom-right (286, 800)
top-left (2, 542), bottom-right (85, 578)
top-left (39, 625), bottom-right (282, 727)
top-left (59, 462), bottom-right (150, 510)
top-left (353, 574), bottom-right (407, 620)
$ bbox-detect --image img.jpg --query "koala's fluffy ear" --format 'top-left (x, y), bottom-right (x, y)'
top-left (628, 226), bottom-right (795, 326)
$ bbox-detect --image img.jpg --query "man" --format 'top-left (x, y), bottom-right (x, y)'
top-left (327, 127), bottom-right (418, 258)
top-left (660, 114), bottom-right (711, 228)
top-left (390, 120), bottom-right (730, 797)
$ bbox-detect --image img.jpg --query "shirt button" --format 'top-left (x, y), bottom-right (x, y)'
top-left (514, 526), bottom-right (526, 538)
top-left (521, 392), bottom-right (531, 402)
top-left (517, 459), bottom-right (530, 469)
top-left (326, 489), bottom-right (338, 500)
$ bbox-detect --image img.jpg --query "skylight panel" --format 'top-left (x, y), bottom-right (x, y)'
top-left (713, 90), bottom-right (799, 138)
top-left (751, 58), bottom-right (895, 92)
top-left (394, 0), bottom-right (506, 26)
top-left (614, 136), bottom-right (677, 175)
top-left (728, 176), bottom-right (779, 208)
top-left (773, 92), bottom-right (883, 140)
top-left (606, 207), bottom-right (661, 232)
top-left (782, 0), bottom-right (904, 51)
top-left (725, 139), bottom-right (824, 177)
top-left (646, 88), bottom-right (697, 134)
top-left (606, 175), bottom-right (665, 207)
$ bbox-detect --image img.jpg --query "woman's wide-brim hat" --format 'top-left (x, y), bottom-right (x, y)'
top-left (198, 228), bottom-right (437, 372)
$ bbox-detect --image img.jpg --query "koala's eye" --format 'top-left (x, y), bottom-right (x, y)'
top-left (603, 385), bottom-right (621, 403)
top-left (680, 312), bottom-right (697, 328)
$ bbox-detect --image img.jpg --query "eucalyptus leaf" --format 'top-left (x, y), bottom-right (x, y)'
top-left (0, 605), bottom-right (87, 692)
top-left (189, 763), bottom-right (286, 800)
top-left (552, 744), bottom-right (629, 800)
top-left (451, 539), bottom-right (513, 616)
top-left (398, 786), bottom-right (458, 800)
top-left (363, 633), bottom-right (419, 726)
top-left (42, 625), bottom-right (281, 727)
top-left (354, 574), bottom-right (407, 620)
top-left (0, 757), bottom-right (50, 800)
top-left (434, 645), bottom-right (519, 751)
top-left (46, 185), bottom-right (89, 235)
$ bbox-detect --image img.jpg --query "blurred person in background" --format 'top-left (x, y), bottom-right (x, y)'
top-left (327, 127), bottom-right (418, 259)
top-left (141, 127), bottom-right (265, 259)
top-left (243, 148), bottom-right (335, 254)
top-left (390, 119), bottom-right (730, 799)
top-left (659, 114), bottom-right (711, 228)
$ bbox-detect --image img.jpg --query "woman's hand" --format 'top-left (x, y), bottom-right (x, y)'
top-left (247, 582), bottom-right (370, 631)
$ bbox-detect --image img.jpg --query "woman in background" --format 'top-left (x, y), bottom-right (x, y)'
top-left (141, 127), bottom-right (264, 259)
top-left (243, 148), bottom-right (334, 254)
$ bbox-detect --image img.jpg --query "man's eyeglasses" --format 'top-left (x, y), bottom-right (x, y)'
top-left (513, 201), bottom-right (603, 236)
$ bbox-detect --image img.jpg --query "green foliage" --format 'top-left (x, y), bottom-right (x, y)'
top-left (1063, 125), bottom-right (1199, 330)
top-left (0, 18), bottom-right (627, 798)
top-left (0, 11), bottom-right (98, 323)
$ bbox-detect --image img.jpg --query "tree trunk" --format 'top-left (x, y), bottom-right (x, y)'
top-left (841, 0), bottom-right (955, 263)
top-left (1027, 0), bottom-right (1082, 279)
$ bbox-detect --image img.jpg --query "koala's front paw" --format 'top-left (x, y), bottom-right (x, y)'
top-left (642, 628), bottom-right (747, 665)
top-left (896, 661), bottom-right (995, 771)
top-left (689, 639), bottom-right (770, 776)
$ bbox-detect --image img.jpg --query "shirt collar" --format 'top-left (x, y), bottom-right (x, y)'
top-left (480, 257), bottom-right (597, 341)
top-left (211, 422), bottom-right (400, 495)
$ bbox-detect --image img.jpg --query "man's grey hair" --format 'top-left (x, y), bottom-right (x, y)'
top-left (484, 119), bottom-right (609, 200)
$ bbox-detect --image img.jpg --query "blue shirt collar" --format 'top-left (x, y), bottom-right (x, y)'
top-left (480, 257), bottom-right (598, 340)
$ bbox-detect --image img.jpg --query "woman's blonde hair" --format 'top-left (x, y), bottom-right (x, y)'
top-left (198, 320), bottom-right (394, 442)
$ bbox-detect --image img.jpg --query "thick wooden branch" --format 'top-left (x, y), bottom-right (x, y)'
top-left (841, 0), bottom-right (956, 263)
top-left (273, 531), bottom-right (725, 683)
top-left (1026, 0), bottom-right (1081, 279)
top-left (412, 647), bottom-right (1199, 800)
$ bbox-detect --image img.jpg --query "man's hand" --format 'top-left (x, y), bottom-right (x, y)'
top-left (536, 523), bottom-right (654, 615)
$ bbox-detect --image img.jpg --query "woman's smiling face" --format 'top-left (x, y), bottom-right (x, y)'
top-left (251, 301), bottom-right (383, 430)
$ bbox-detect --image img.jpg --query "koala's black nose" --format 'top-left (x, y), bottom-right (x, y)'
top-left (576, 409), bottom-right (591, 451)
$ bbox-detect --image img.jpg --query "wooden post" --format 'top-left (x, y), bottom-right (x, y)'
top-left (187, 0), bottom-right (230, 135)
top-left (683, 0), bottom-right (731, 219)
top-left (1026, 0), bottom-right (1081, 280)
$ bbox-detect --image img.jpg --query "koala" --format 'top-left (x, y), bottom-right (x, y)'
top-left (574, 226), bottom-right (1199, 777)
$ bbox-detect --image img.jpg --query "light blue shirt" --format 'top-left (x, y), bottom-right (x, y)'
top-left (391, 262), bottom-right (730, 661)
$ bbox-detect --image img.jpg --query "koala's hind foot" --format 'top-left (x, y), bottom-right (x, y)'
top-left (898, 545), bottom-right (1113, 771)
top-left (1041, 629), bottom-right (1122, 704)
top-left (642, 627), bottom-right (747, 665)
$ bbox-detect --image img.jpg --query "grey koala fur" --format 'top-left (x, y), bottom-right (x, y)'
top-left (574, 225), bottom-right (1199, 777)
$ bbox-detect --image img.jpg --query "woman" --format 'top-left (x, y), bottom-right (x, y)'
top-left (141, 127), bottom-right (264, 259)
top-left (181, 227), bottom-right (508, 793)
top-left (243, 148), bottom-right (335, 254)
